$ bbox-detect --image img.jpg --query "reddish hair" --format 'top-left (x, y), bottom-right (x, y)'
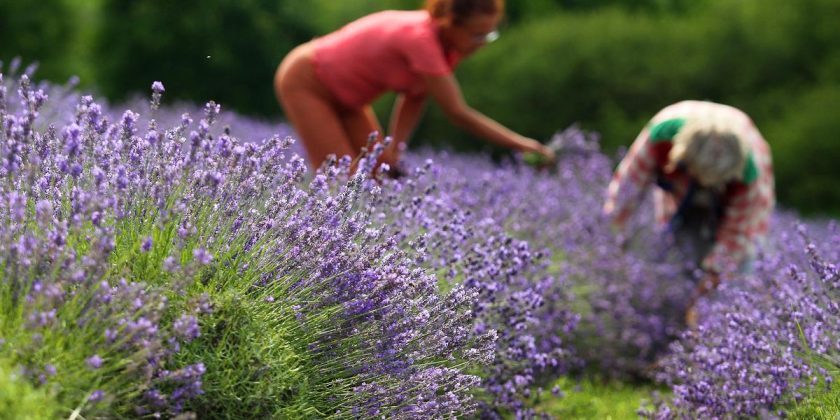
top-left (426, 0), bottom-right (504, 25)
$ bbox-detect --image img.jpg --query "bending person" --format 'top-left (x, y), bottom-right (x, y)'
top-left (603, 100), bottom-right (775, 326)
top-left (274, 0), bottom-right (554, 174)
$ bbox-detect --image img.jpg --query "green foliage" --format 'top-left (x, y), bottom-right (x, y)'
top-left (784, 348), bottom-right (840, 419)
top-left (0, 357), bottom-right (59, 419)
top-left (305, 0), bottom-right (419, 33)
top-left (0, 0), bottom-right (77, 83)
top-left (508, 0), bottom-right (704, 18)
top-left (94, 0), bottom-right (317, 116)
top-left (178, 294), bottom-right (338, 418)
top-left (764, 85), bottom-right (840, 217)
top-left (417, 0), bottom-right (840, 213)
top-left (537, 376), bottom-right (662, 419)
top-left (421, 8), bottom-right (708, 151)
top-left (788, 381), bottom-right (840, 419)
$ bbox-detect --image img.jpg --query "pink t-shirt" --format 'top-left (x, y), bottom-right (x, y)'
top-left (311, 10), bottom-right (461, 109)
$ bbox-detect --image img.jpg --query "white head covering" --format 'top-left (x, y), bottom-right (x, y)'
top-left (667, 109), bottom-right (750, 187)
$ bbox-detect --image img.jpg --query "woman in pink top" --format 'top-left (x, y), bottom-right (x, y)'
top-left (274, 0), bottom-right (554, 174)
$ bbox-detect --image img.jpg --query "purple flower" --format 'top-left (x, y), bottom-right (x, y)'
top-left (192, 248), bottom-right (212, 265)
top-left (86, 355), bottom-right (104, 370)
top-left (163, 256), bottom-right (179, 272)
top-left (63, 123), bottom-right (82, 157)
top-left (173, 314), bottom-right (200, 342)
top-left (88, 390), bottom-right (105, 402)
top-left (141, 236), bottom-right (153, 253)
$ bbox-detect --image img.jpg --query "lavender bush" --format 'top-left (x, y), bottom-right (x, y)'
top-left (366, 157), bottom-right (581, 418)
top-left (0, 65), bottom-right (492, 418)
top-left (397, 130), bottom-right (695, 378)
top-left (0, 71), bottom-right (207, 417)
top-left (2, 58), bottom-right (839, 419)
top-left (379, 129), bottom-right (838, 417)
top-left (645, 215), bottom-right (840, 418)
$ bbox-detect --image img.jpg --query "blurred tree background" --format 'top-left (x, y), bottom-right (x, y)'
top-left (2, 0), bottom-right (839, 216)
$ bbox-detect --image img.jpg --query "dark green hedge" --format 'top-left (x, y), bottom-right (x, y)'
top-left (0, 0), bottom-right (76, 81)
top-left (93, 0), bottom-right (316, 116)
top-left (416, 0), bottom-right (840, 215)
top-left (764, 85), bottom-right (840, 216)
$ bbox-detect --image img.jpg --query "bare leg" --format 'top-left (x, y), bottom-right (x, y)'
top-left (274, 43), bottom-right (357, 170)
top-left (341, 105), bottom-right (396, 173)
top-left (342, 105), bottom-right (382, 153)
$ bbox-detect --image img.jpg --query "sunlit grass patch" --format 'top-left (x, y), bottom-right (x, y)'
top-left (537, 376), bottom-right (664, 419)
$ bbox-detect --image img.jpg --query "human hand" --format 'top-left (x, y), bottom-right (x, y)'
top-left (535, 142), bottom-right (556, 163)
top-left (385, 164), bottom-right (407, 179)
top-left (684, 272), bottom-right (719, 330)
top-left (684, 303), bottom-right (699, 329)
top-left (603, 202), bottom-right (630, 232)
top-left (695, 271), bottom-right (720, 296)
top-left (521, 139), bottom-right (555, 167)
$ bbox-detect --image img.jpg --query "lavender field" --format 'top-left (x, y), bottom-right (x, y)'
top-left (1, 63), bottom-right (838, 419)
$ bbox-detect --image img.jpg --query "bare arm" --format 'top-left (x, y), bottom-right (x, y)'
top-left (603, 126), bottom-right (658, 229)
top-left (423, 73), bottom-right (553, 158)
top-left (383, 93), bottom-right (427, 165)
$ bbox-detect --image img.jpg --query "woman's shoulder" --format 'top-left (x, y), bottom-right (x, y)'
top-left (351, 10), bottom-right (432, 30)
top-left (315, 9), bottom-right (439, 58)
top-left (331, 9), bottom-right (438, 49)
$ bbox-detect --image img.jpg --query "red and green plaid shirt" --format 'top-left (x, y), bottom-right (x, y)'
top-left (605, 101), bottom-right (775, 273)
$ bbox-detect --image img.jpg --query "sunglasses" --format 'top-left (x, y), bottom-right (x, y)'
top-left (473, 29), bottom-right (500, 44)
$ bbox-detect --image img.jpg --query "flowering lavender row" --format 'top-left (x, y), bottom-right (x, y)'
top-left (0, 65), bottom-right (492, 419)
top-left (400, 131), bottom-right (696, 371)
top-left (0, 65), bottom-right (208, 416)
top-left (376, 128), bottom-right (838, 417)
top-left (645, 214), bottom-right (839, 418)
top-left (5, 59), bottom-right (678, 418)
top-left (3, 57), bottom-right (839, 419)
top-left (396, 133), bottom-right (840, 418)
top-left (363, 155), bottom-right (581, 418)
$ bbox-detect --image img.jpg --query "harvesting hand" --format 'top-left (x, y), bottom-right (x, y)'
top-left (696, 271), bottom-right (720, 296)
top-left (602, 201), bottom-right (630, 232)
top-left (684, 304), bottom-right (699, 329)
top-left (684, 270), bottom-right (720, 329)
top-left (521, 141), bottom-right (556, 167)
top-left (535, 141), bottom-right (556, 162)
top-left (384, 164), bottom-right (408, 179)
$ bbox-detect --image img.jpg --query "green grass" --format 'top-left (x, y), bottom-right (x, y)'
top-left (788, 385), bottom-right (840, 419)
top-left (536, 372), bottom-right (840, 419)
top-left (0, 357), bottom-right (59, 419)
top-left (537, 376), bottom-right (663, 419)
top-left (786, 352), bottom-right (840, 419)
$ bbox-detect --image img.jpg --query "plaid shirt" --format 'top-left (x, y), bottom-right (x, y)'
top-left (604, 101), bottom-right (775, 273)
